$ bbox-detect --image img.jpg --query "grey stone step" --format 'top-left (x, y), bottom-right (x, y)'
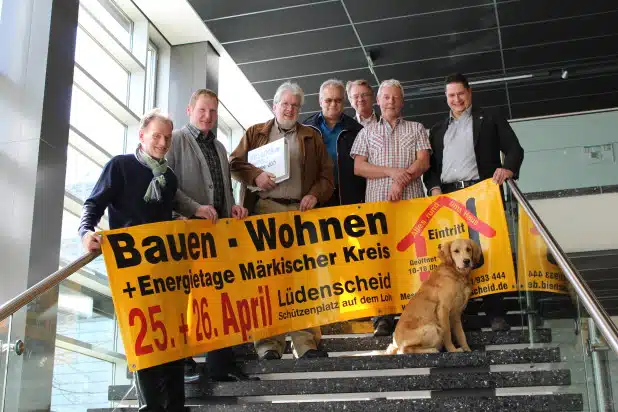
top-left (109, 370), bottom-right (571, 399)
top-left (465, 296), bottom-right (524, 313)
top-left (231, 329), bottom-right (552, 359)
top-left (320, 314), bottom-right (526, 335)
top-left (90, 394), bottom-right (584, 411)
top-left (239, 348), bottom-right (560, 374)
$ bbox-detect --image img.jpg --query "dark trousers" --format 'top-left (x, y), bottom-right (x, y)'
top-left (373, 314), bottom-right (396, 330)
top-left (441, 182), bottom-right (507, 322)
top-left (185, 346), bottom-right (237, 376)
top-left (135, 359), bottom-right (185, 412)
top-left (185, 215), bottom-right (240, 377)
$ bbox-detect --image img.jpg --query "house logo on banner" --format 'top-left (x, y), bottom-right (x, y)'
top-left (396, 195), bottom-right (497, 283)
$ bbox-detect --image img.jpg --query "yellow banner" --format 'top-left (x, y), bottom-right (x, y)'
top-left (517, 205), bottom-right (568, 294)
top-left (101, 179), bottom-right (516, 371)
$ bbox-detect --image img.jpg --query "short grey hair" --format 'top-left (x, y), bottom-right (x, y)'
top-left (273, 81), bottom-right (304, 107)
top-left (377, 79), bottom-right (405, 100)
top-left (319, 79), bottom-right (345, 101)
top-left (140, 108), bottom-right (173, 131)
top-left (345, 79), bottom-right (373, 97)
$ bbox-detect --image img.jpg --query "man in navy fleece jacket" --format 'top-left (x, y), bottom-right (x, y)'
top-left (79, 109), bottom-right (184, 412)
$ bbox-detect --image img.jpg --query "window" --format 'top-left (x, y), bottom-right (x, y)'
top-left (79, 0), bottom-right (132, 48)
top-left (65, 146), bottom-right (103, 203)
top-left (217, 126), bottom-right (232, 152)
top-left (145, 42), bottom-right (158, 110)
top-left (74, 26), bottom-right (129, 103)
top-left (53, 0), bottom-right (163, 410)
top-left (70, 86), bottom-right (126, 155)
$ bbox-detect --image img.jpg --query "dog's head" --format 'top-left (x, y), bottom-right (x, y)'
top-left (438, 239), bottom-right (482, 275)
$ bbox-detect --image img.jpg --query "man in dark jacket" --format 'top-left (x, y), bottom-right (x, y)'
top-left (423, 72), bottom-right (524, 332)
top-left (80, 110), bottom-right (184, 411)
top-left (303, 79), bottom-right (365, 206)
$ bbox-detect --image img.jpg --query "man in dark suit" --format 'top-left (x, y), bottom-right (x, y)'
top-left (423, 72), bottom-right (524, 332)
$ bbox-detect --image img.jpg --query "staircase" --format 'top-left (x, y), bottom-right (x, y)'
top-left (94, 297), bottom-right (585, 411)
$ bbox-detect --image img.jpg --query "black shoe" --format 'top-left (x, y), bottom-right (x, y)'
top-left (373, 320), bottom-right (393, 337)
top-left (184, 359), bottom-right (201, 384)
top-left (299, 349), bottom-right (328, 359)
top-left (491, 316), bottom-right (511, 332)
top-left (210, 366), bottom-right (260, 382)
top-left (259, 350), bottom-right (282, 361)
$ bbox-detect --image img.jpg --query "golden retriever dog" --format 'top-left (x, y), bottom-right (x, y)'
top-left (385, 238), bottom-right (481, 354)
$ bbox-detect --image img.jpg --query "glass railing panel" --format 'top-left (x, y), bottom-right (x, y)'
top-left (502, 190), bottom-right (529, 342)
top-left (0, 278), bottom-right (130, 412)
top-left (52, 348), bottom-right (119, 412)
top-left (2, 286), bottom-right (59, 412)
top-left (585, 317), bottom-right (616, 411)
top-left (509, 109), bottom-right (618, 411)
top-left (0, 316), bottom-right (9, 411)
top-left (507, 179), bottom-right (618, 411)
top-left (506, 197), bottom-right (598, 409)
top-left (51, 271), bottom-right (130, 412)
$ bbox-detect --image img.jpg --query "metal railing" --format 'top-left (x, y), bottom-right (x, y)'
top-left (507, 179), bottom-right (618, 355)
top-left (0, 250), bottom-right (101, 322)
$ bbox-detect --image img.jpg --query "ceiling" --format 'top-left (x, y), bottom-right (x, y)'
top-left (188, 0), bottom-right (618, 128)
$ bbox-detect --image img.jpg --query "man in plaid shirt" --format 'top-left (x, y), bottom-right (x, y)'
top-left (350, 78), bottom-right (431, 336)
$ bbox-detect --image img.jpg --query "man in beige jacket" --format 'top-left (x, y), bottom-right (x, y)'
top-left (167, 89), bottom-right (255, 383)
top-left (230, 81), bottom-right (334, 360)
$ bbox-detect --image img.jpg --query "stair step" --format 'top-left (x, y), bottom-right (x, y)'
top-left (321, 314), bottom-right (525, 335)
top-left (231, 329), bottom-right (551, 359)
top-left (90, 394), bottom-right (584, 411)
top-left (109, 370), bottom-right (570, 399)
top-left (464, 297), bottom-right (524, 314)
top-left (239, 348), bottom-right (560, 374)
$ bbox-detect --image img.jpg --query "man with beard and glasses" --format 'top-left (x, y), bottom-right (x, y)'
top-left (230, 81), bottom-right (334, 361)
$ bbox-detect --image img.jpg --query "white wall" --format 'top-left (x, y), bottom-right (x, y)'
top-left (530, 193), bottom-right (618, 253)
top-left (511, 109), bottom-right (618, 193)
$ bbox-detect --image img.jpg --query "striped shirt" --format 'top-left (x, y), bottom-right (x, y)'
top-left (350, 117), bottom-right (431, 203)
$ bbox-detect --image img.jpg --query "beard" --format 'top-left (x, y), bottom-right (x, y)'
top-left (277, 118), bottom-right (296, 130)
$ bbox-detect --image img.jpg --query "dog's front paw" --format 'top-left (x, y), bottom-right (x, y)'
top-left (462, 346), bottom-right (472, 352)
top-left (449, 347), bottom-right (464, 353)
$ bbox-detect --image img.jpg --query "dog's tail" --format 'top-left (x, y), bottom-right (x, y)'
top-left (350, 342), bottom-right (398, 357)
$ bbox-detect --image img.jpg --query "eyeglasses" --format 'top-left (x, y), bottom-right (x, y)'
top-left (323, 98), bottom-right (343, 105)
top-left (279, 102), bottom-right (301, 110)
top-left (350, 92), bottom-right (373, 101)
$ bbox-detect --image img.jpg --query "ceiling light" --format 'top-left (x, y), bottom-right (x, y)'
top-left (470, 74), bottom-right (534, 85)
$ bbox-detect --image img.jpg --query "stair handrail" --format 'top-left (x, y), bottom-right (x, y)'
top-left (0, 250), bottom-right (101, 322)
top-left (507, 179), bottom-right (618, 355)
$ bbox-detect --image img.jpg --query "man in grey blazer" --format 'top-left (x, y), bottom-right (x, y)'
top-left (167, 88), bottom-right (255, 383)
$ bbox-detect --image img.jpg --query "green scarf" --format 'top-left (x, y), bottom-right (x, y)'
top-left (135, 146), bottom-right (168, 203)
